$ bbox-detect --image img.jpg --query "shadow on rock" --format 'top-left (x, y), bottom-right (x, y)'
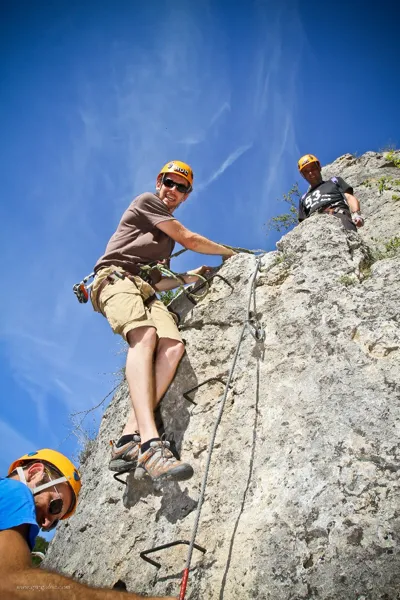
top-left (123, 473), bottom-right (163, 508)
top-left (155, 483), bottom-right (198, 524)
top-left (123, 476), bottom-right (197, 524)
top-left (159, 353), bottom-right (199, 453)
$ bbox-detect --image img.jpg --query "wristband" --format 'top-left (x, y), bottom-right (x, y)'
top-left (351, 210), bottom-right (364, 225)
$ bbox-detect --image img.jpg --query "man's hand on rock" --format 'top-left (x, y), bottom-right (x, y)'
top-left (352, 211), bottom-right (365, 228)
top-left (185, 266), bottom-right (213, 282)
top-left (222, 248), bottom-right (237, 262)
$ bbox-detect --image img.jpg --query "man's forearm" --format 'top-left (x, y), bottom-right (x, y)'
top-left (184, 233), bottom-right (233, 256)
top-left (345, 193), bottom-right (361, 213)
top-left (154, 273), bottom-right (201, 292)
top-left (154, 277), bottom-right (183, 292)
top-left (2, 568), bottom-right (175, 600)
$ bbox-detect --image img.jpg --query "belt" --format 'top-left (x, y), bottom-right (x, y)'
top-left (92, 270), bottom-right (156, 315)
top-left (320, 206), bottom-right (348, 216)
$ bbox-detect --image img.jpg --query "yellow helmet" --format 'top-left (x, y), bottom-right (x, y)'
top-left (298, 154), bottom-right (321, 172)
top-left (8, 449), bottom-right (82, 520)
top-left (158, 160), bottom-right (194, 189)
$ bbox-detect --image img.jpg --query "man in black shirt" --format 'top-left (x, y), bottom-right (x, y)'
top-left (297, 154), bottom-right (364, 231)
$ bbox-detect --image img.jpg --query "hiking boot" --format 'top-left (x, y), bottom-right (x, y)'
top-left (135, 440), bottom-right (194, 483)
top-left (109, 434), bottom-right (141, 473)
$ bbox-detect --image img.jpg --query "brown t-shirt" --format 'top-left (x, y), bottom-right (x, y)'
top-left (94, 192), bottom-right (176, 279)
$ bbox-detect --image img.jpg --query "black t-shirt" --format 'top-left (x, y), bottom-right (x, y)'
top-left (298, 177), bottom-right (353, 221)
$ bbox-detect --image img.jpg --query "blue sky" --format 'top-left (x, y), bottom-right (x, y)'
top-left (1, 0), bottom-right (399, 477)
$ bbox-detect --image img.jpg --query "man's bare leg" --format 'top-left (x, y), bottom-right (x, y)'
top-left (122, 338), bottom-right (185, 436)
top-left (122, 326), bottom-right (159, 444)
top-left (116, 334), bottom-right (192, 481)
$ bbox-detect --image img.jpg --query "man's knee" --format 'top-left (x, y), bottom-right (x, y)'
top-left (173, 340), bottom-right (185, 361)
top-left (158, 338), bottom-right (185, 362)
top-left (126, 326), bottom-right (157, 349)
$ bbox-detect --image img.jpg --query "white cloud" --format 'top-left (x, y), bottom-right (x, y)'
top-left (197, 144), bottom-right (253, 191)
top-left (209, 101), bottom-right (231, 128)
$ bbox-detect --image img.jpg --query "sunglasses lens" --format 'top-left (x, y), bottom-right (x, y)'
top-left (163, 177), bottom-right (189, 193)
top-left (49, 497), bottom-right (63, 515)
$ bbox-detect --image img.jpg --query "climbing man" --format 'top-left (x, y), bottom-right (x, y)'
top-left (91, 160), bottom-right (236, 482)
top-left (0, 449), bottom-right (176, 599)
top-left (297, 154), bottom-right (364, 231)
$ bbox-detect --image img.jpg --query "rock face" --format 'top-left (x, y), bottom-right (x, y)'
top-left (45, 151), bottom-right (400, 599)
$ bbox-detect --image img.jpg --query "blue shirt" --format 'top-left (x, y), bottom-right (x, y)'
top-left (0, 477), bottom-right (40, 550)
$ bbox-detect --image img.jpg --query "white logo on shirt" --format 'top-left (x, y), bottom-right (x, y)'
top-left (304, 189), bottom-right (321, 210)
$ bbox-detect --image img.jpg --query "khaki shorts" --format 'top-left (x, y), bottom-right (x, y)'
top-left (91, 266), bottom-right (182, 342)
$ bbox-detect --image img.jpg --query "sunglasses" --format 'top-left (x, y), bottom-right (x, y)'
top-left (162, 176), bottom-right (190, 194)
top-left (42, 497), bottom-right (63, 531)
top-left (41, 469), bottom-right (64, 531)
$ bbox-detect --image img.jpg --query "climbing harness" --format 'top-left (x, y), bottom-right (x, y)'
top-left (91, 270), bottom-right (158, 316)
top-left (139, 255), bottom-right (266, 599)
top-left (72, 244), bottom-right (263, 306)
top-left (319, 206), bottom-right (348, 216)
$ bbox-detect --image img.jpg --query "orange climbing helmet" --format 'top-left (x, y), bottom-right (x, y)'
top-left (8, 449), bottom-right (82, 520)
top-left (158, 161), bottom-right (194, 190)
top-left (298, 154), bottom-right (321, 172)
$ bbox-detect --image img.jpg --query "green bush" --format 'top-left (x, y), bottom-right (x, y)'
top-left (32, 536), bottom-right (49, 566)
top-left (360, 179), bottom-right (372, 188)
top-left (386, 150), bottom-right (400, 168)
top-left (385, 236), bottom-right (400, 255)
top-left (378, 176), bottom-right (391, 194)
top-left (159, 288), bottom-right (180, 306)
top-left (339, 274), bottom-right (357, 287)
top-left (266, 183), bottom-right (300, 233)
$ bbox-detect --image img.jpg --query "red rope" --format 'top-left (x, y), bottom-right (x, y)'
top-left (179, 568), bottom-right (189, 600)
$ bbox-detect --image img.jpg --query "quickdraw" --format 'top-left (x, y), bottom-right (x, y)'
top-left (73, 272), bottom-right (95, 304)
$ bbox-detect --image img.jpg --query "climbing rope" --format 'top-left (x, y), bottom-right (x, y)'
top-left (179, 254), bottom-right (265, 600)
top-left (170, 244), bottom-right (265, 260)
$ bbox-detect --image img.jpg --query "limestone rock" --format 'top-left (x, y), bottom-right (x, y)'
top-left (44, 151), bottom-right (400, 599)
top-left (322, 150), bottom-right (400, 247)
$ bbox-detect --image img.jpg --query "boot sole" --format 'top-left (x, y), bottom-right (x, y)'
top-left (109, 459), bottom-right (138, 473)
top-left (134, 464), bottom-right (194, 483)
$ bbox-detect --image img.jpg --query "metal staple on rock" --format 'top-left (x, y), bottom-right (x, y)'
top-left (179, 254), bottom-right (265, 600)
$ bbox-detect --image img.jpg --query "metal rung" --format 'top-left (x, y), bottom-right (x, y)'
top-left (112, 470), bottom-right (132, 486)
top-left (183, 376), bottom-right (227, 405)
top-left (140, 540), bottom-right (206, 569)
top-left (188, 273), bottom-right (234, 304)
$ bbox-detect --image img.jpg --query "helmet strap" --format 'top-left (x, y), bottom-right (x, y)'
top-left (33, 476), bottom-right (67, 495)
top-left (16, 466), bottom-right (27, 485)
top-left (16, 465), bottom-right (67, 495)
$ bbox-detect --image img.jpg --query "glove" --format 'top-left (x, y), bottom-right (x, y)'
top-left (351, 210), bottom-right (364, 227)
